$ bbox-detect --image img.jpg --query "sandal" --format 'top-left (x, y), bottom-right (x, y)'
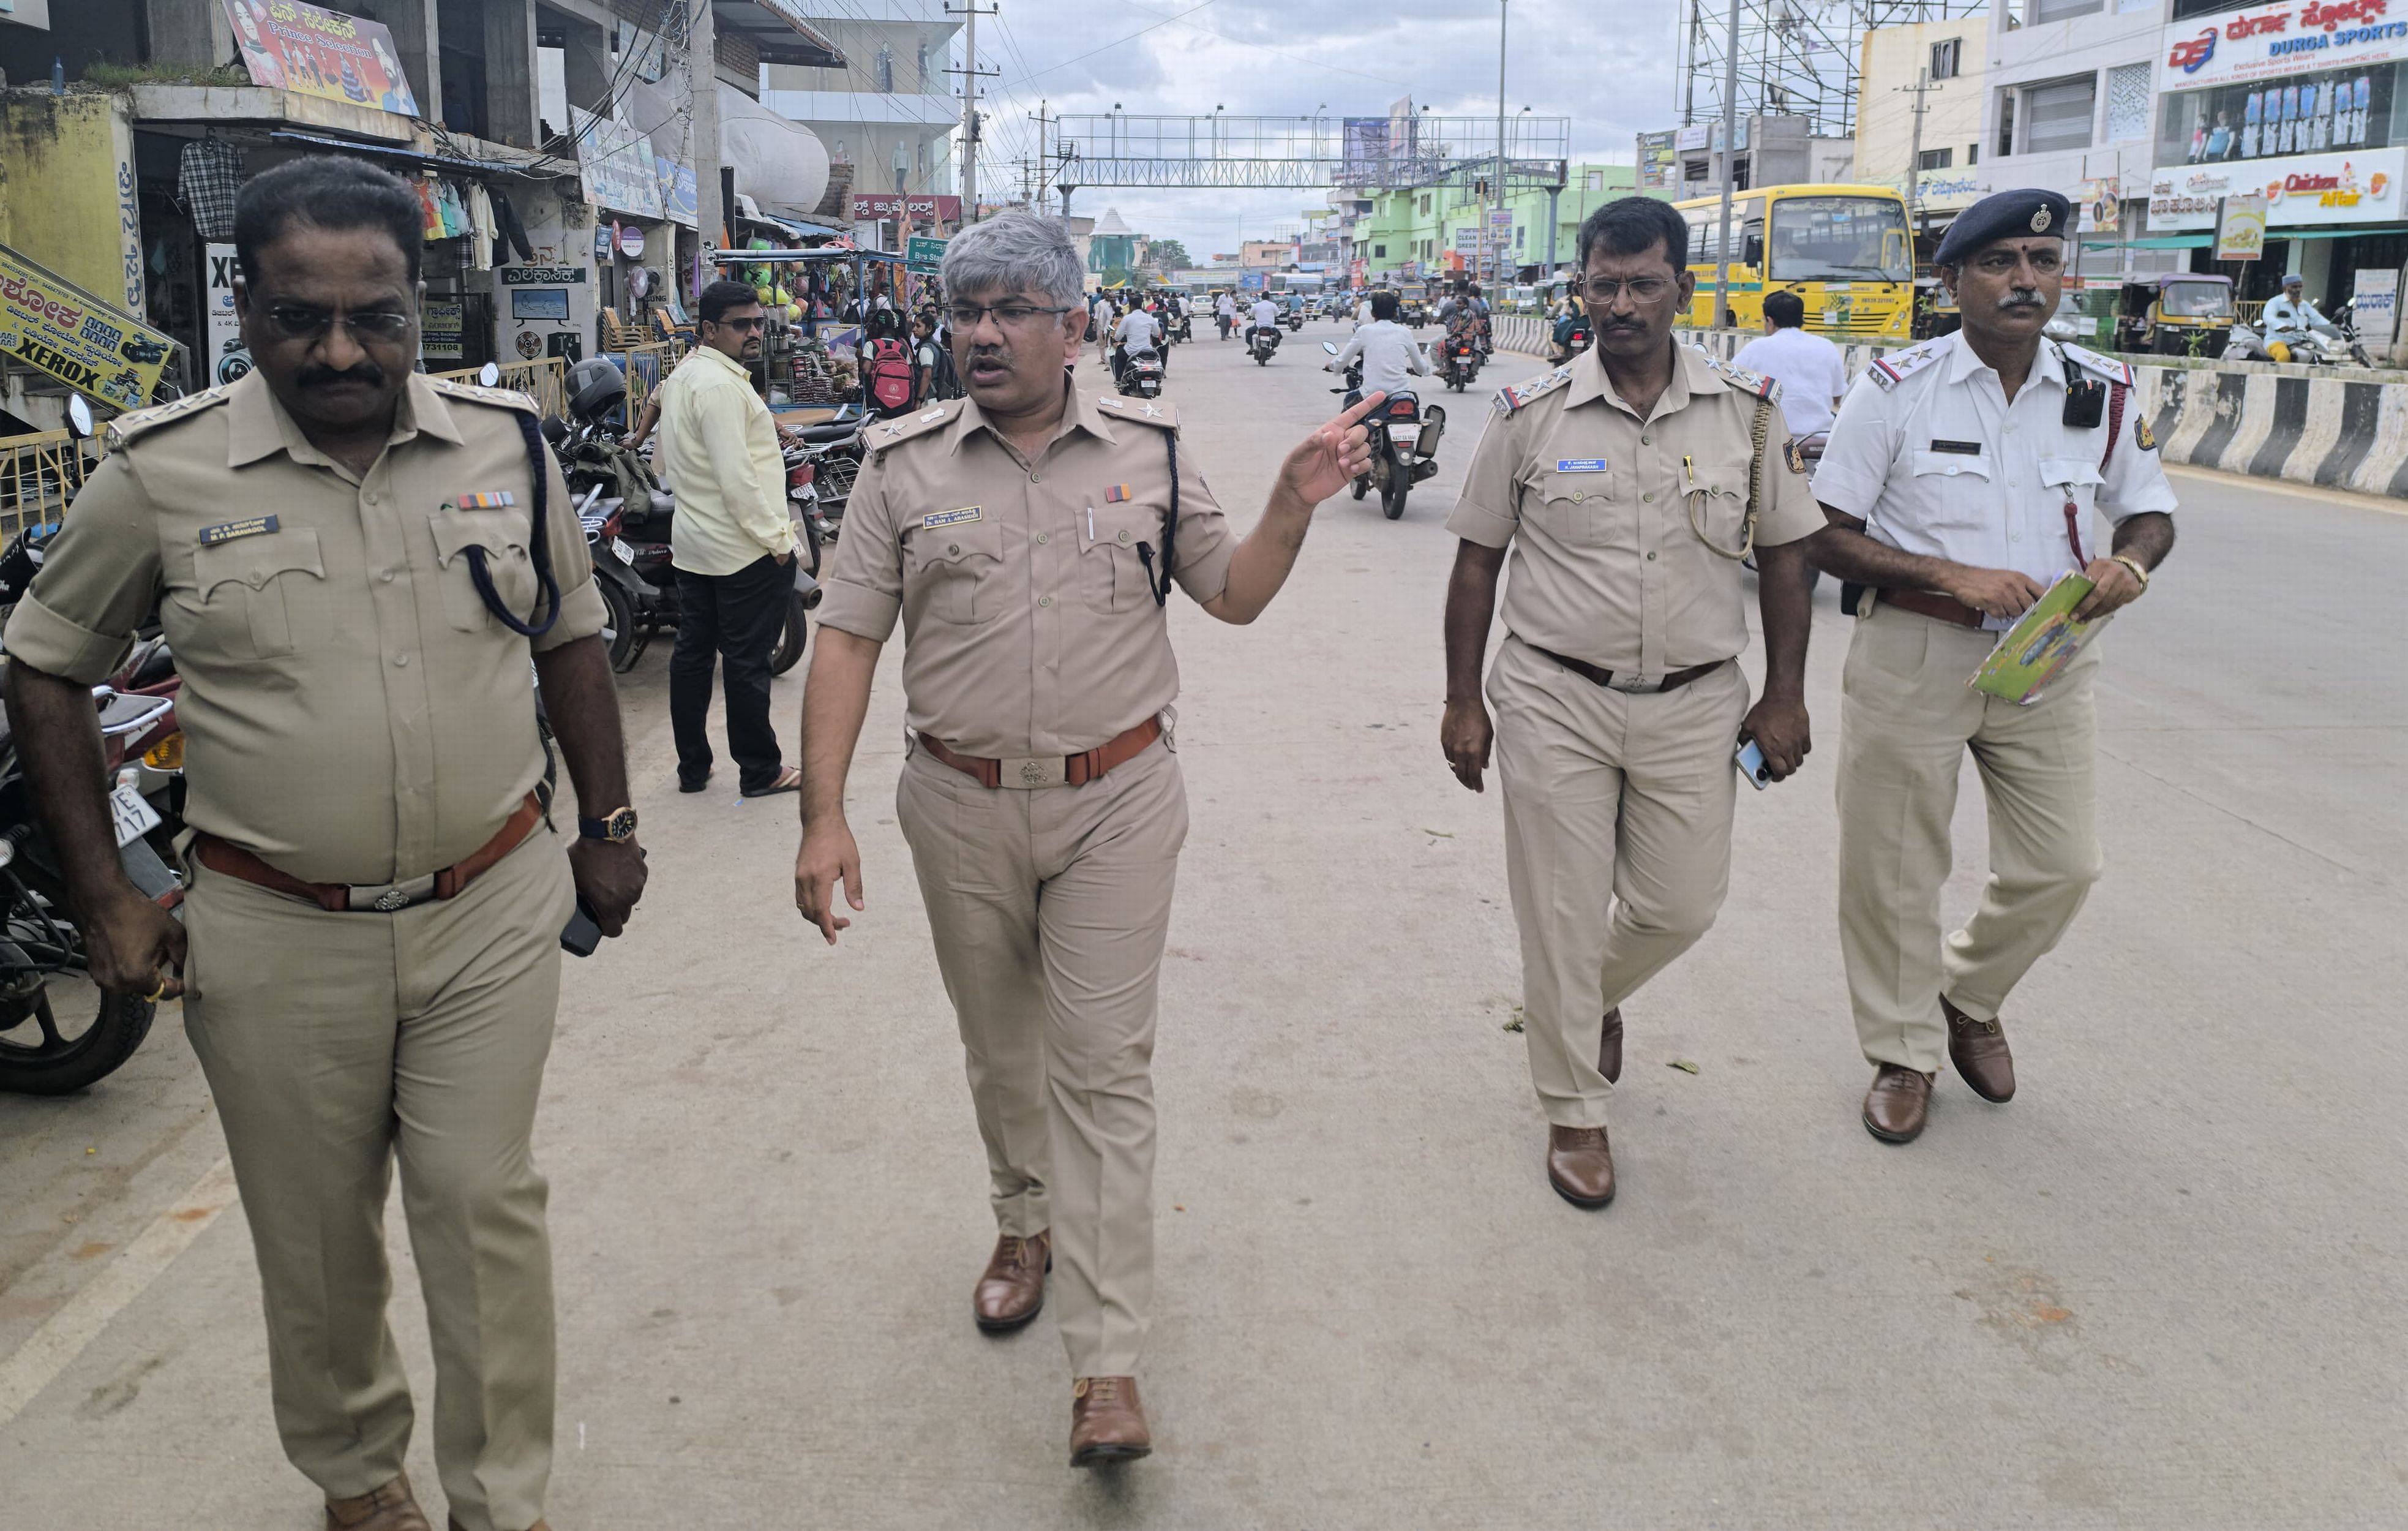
top-left (741, 766), bottom-right (803, 798)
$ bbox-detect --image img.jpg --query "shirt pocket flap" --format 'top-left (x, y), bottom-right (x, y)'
top-left (191, 525), bottom-right (325, 595)
top-left (905, 514), bottom-right (1003, 567)
top-left (1080, 502), bottom-right (1162, 557)
top-left (2038, 456), bottom-right (2104, 489)
top-left (1688, 461), bottom-right (1752, 501)
top-left (1910, 449), bottom-right (1992, 480)
top-left (429, 505), bottom-right (531, 567)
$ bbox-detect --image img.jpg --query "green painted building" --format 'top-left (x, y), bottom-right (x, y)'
top-left (1357, 165), bottom-right (1639, 286)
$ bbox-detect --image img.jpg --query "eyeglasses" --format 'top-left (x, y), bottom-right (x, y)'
top-left (1578, 276), bottom-right (1678, 304)
top-left (946, 302), bottom-right (1074, 331)
top-left (260, 303), bottom-right (414, 345)
top-left (709, 315), bottom-right (768, 333)
top-left (1969, 247), bottom-right (2065, 276)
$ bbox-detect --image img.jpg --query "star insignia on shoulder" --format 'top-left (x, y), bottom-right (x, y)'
top-left (1139, 402), bottom-right (1163, 418)
top-left (880, 422), bottom-right (905, 438)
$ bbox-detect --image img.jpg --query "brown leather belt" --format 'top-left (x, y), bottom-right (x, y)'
top-left (920, 717), bottom-right (1163, 789)
top-left (193, 791), bottom-right (546, 913)
top-left (1528, 645), bottom-right (1728, 695)
top-left (1873, 587), bottom-right (1986, 630)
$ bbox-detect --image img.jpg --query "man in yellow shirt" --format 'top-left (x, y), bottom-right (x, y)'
top-left (653, 279), bottom-right (801, 795)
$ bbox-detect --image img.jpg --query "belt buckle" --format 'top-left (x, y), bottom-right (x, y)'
top-left (1607, 671), bottom-right (1659, 694)
top-left (350, 875), bottom-right (435, 912)
top-left (999, 755), bottom-right (1067, 789)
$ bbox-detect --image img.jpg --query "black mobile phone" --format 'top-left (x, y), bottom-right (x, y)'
top-left (560, 900), bottom-right (603, 957)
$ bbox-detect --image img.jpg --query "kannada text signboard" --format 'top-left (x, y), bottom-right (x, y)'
top-left (220, 0), bottom-right (420, 116)
top-left (2159, 2), bottom-right (2408, 94)
top-left (0, 243), bottom-right (179, 409)
top-left (850, 194), bottom-right (962, 222)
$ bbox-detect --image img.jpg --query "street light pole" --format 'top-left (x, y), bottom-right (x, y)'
top-left (1711, 0), bottom-right (1740, 328)
top-left (1493, 0), bottom-right (1508, 288)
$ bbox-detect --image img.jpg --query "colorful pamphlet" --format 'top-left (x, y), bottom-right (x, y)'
top-left (1969, 573), bottom-right (2104, 705)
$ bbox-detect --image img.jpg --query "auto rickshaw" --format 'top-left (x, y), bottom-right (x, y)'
top-left (1919, 278), bottom-right (1960, 339)
top-left (2117, 273), bottom-right (2235, 356)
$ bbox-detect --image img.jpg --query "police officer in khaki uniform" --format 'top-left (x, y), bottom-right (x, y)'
top-left (2, 159), bottom-right (646, 1531)
top-left (792, 211), bottom-right (1375, 1467)
top-left (1441, 197), bottom-right (1824, 1210)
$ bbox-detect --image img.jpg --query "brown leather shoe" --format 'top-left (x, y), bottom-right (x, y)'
top-left (973, 1229), bottom-right (1051, 1333)
top-left (1943, 996), bottom-right (2016, 1103)
top-left (1545, 1124), bottom-right (1616, 1208)
top-left (327, 1475), bottom-right (430, 1531)
top-left (1068, 1375), bottom-right (1152, 1467)
top-left (1597, 1006), bottom-right (1623, 1085)
top-left (1862, 1064), bottom-right (1935, 1143)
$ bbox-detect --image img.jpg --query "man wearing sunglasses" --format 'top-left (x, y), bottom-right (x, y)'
top-left (1, 156), bottom-right (643, 1531)
top-left (794, 210), bottom-right (1378, 1469)
top-left (1442, 196), bottom-right (1824, 1211)
top-left (651, 279), bottom-right (803, 797)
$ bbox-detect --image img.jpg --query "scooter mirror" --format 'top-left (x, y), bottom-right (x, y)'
top-left (1321, 340), bottom-right (1340, 355)
top-left (65, 395), bottom-right (94, 438)
top-left (478, 362), bottom-right (503, 388)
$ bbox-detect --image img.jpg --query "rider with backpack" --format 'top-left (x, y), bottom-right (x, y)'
top-left (861, 309), bottom-right (917, 417)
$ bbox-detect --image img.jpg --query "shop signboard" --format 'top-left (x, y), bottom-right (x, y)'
top-left (219, 0), bottom-right (421, 116)
top-left (850, 194), bottom-right (964, 222)
top-left (2150, 146), bottom-right (2403, 227)
top-left (2158, 3), bottom-right (2408, 95)
top-left (906, 235), bottom-right (947, 271)
top-left (203, 242), bottom-right (250, 387)
top-left (1637, 130), bottom-right (1678, 191)
top-left (2353, 266), bottom-right (2399, 344)
top-left (571, 107), bottom-right (665, 220)
top-left (419, 299), bottom-right (464, 361)
top-left (0, 241), bottom-right (178, 409)
top-left (1675, 124), bottom-right (1711, 152)
top-left (500, 266), bottom-right (588, 285)
top-left (1915, 170), bottom-right (1988, 211)
top-left (2216, 192), bottom-right (2271, 257)
top-left (653, 155), bottom-right (699, 230)
top-left (2082, 177), bottom-right (2123, 233)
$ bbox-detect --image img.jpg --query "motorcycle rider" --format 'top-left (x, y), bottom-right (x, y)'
top-left (1250, 293), bottom-right (1282, 351)
top-left (1215, 289), bottom-right (1237, 339)
top-left (1324, 290), bottom-right (1430, 407)
top-left (1113, 300), bottom-right (1165, 384)
top-left (2263, 272), bottom-right (2341, 355)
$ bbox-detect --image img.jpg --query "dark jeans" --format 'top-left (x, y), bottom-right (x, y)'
top-left (670, 554), bottom-right (787, 792)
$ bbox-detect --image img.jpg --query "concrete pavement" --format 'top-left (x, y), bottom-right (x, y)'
top-left (2, 323), bottom-right (2404, 1527)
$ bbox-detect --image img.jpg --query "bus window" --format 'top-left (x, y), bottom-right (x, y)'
top-left (1768, 195), bottom-right (1913, 282)
top-left (1742, 219), bottom-right (1765, 269)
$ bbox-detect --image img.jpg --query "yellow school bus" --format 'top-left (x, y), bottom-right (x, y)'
top-left (1670, 184), bottom-right (1914, 342)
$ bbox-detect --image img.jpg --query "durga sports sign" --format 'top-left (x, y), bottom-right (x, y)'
top-left (0, 244), bottom-right (178, 409)
top-left (2148, 144), bottom-right (2407, 224)
top-left (2159, 1), bottom-right (2408, 93)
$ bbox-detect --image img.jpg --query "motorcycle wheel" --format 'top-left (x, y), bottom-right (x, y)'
top-left (1381, 448), bottom-right (1410, 520)
top-left (600, 577), bottom-right (639, 673)
top-left (0, 922), bottom-right (157, 1096)
top-left (1351, 474), bottom-right (1369, 501)
top-left (768, 591), bottom-right (809, 677)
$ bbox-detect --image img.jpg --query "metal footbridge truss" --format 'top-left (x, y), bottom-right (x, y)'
top-left (1049, 113), bottom-right (1572, 191)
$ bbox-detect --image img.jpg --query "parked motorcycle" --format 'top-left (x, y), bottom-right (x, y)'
top-left (1116, 345), bottom-right (1166, 400)
top-left (1249, 326), bottom-right (1283, 366)
top-left (1325, 342), bottom-right (1444, 521)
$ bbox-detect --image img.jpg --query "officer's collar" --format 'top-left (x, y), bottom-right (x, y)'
top-left (225, 369), bottom-right (464, 469)
top-left (943, 374), bottom-right (1117, 454)
top-left (1562, 337), bottom-right (1701, 417)
top-left (1943, 329), bottom-right (2065, 387)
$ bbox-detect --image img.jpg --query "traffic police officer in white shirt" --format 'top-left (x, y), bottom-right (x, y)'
top-left (1810, 188), bottom-right (2178, 1145)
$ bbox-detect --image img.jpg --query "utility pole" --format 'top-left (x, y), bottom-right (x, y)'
top-left (947, 3), bottom-right (999, 222)
top-left (1034, 99), bottom-right (1053, 216)
top-left (1491, 0), bottom-right (1507, 288)
top-left (1711, 0), bottom-right (1739, 327)
top-left (686, 0), bottom-right (722, 280)
top-left (1900, 67), bottom-right (1938, 235)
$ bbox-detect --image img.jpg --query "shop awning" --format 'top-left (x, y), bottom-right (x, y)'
top-left (740, 211), bottom-right (843, 240)
top-left (2087, 226), bottom-right (2408, 251)
top-left (713, 0), bottom-right (845, 68)
top-left (268, 130), bottom-right (568, 181)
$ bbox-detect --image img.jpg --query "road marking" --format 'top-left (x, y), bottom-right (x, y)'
top-left (2166, 462), bottom-right (2408, 518)
top-left (0, 1155), bottom-right (238, 1426)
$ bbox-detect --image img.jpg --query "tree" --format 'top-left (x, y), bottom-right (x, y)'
top-left (1147, 238), bottom-right (1192, 273)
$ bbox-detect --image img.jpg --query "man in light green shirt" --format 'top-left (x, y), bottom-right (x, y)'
top-left (654, 279), bottom-right (801, 795)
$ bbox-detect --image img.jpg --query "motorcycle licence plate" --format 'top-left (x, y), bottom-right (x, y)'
top-left (110, 782), bottom-right (160, 849)
top-left (612, 536), bottom-right (636, 564)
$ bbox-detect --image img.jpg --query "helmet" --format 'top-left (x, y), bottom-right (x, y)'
top-left (564, 356), bottom-right (627, 421)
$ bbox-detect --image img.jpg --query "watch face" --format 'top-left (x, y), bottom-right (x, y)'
top-left (607, 808), bottom-right (639, 841)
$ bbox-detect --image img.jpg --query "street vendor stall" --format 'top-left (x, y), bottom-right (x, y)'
top-left (707, 246), bottom-right (922, 415)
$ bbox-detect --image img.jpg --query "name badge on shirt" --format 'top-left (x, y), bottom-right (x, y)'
top-left (198, 515), bottom-right (279, 546)
top-left (1927, 440), bottom-right (1983, 456)
top-left (922, 506), bottom-right (982, 530)
top-left (1554, 458), bottom-right (1608, 473)
top-left (455, 491), bottom-right (517, 510)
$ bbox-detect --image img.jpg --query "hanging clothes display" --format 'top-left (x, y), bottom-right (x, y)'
top-left (178, 139), bottom-right (244, 241)
top-left (465, 184), bottom-right (497, 271)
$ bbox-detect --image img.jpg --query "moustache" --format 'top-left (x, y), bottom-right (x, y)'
top-left (296, 362), bottom-right (385, 391)
top-left (1997, 290), bottom-right (2045, 310)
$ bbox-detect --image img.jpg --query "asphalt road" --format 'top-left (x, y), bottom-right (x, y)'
top-left (2, 323), bottom-right (2403, 1529)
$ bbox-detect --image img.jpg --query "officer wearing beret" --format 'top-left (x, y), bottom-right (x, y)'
top-left (1809, 189), bottom-right (2177, 1143)
top-left (1, 158), bottom-right (645, 1531)
top-left (793, 211), bottom-right (1376, 1467)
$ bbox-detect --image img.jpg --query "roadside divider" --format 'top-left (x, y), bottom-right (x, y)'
top-left (1481, 317), bottom-right (2408, 497)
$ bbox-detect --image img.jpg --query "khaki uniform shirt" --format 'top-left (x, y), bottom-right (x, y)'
top-left (1446, 340), bottom-right (1825, 677)
top-left (2, 372), bottom-right (605, 885)
top-left (815, 386), bottom-right (1235, 759)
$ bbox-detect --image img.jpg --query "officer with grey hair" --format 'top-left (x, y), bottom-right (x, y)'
top-left (793, 210), bottom-right (1379, 1467)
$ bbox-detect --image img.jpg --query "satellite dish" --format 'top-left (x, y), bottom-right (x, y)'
top-left (65, 394), bottom-right (94, 437)
top-left (478, 362), bottom-right (503, 387)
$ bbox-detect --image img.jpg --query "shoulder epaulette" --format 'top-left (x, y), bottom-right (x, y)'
top-left (102, 385), bottom-right (233, 449)
top-left (1092, 392), bottom-right (1178, 430)
top-left (427, 377), bottom-right (541, 415)
top-left (1698, 347), bottom-right (1782, 403)
top-left (1491, 364), bottom-right (1574, 416)
top-left (2059, 341), bottom-right (2135, 388)
top-left (1864, 336), bottom-right (1951, 391)
top-left (865, 398), bottom-right (966, 453)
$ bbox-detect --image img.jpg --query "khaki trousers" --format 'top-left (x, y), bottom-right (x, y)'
top-left (896, 735), bottom-right (1187, 1379)
top-left (1836, 604), bottom-right (2102, 1073)
top-left (182, 827), bottom-right (574, 1531)
top-left (1488, 635), bottom-right (1749, 1129)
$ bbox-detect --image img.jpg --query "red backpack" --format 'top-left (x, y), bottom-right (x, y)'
top-left (866, 336), bottom-right (915, 413)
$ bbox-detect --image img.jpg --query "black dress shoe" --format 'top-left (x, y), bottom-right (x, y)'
top-left (1943, 997), bottom-right (2016, 1102)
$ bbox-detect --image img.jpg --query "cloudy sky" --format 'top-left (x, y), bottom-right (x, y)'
top-left (950, 0), bottom-right (1684, 255)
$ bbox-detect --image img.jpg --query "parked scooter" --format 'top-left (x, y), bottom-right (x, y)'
top-left (1249, 326), bottom-right (1283, 366)
top-left (1325, 341), bottom-right (1445, 521)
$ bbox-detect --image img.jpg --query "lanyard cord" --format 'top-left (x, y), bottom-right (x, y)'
top-left (1135, 429), bottom-right (1179, 607)
top-left (463, 412), bottom-right (564, 639)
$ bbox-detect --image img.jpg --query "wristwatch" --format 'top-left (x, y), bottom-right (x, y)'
top-left (577, 807), bottom-right (639, 843)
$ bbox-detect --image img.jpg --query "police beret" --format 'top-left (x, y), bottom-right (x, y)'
top-left (1933, 189), bottom-right (2072, 267)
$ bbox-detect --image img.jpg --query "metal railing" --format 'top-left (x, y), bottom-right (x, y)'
top-left (430, 357), bottom-right (569, 419)
top-left (0, 430), bottom-right (106, 541)
top-left (616, 342), bottom-right (684, 416)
